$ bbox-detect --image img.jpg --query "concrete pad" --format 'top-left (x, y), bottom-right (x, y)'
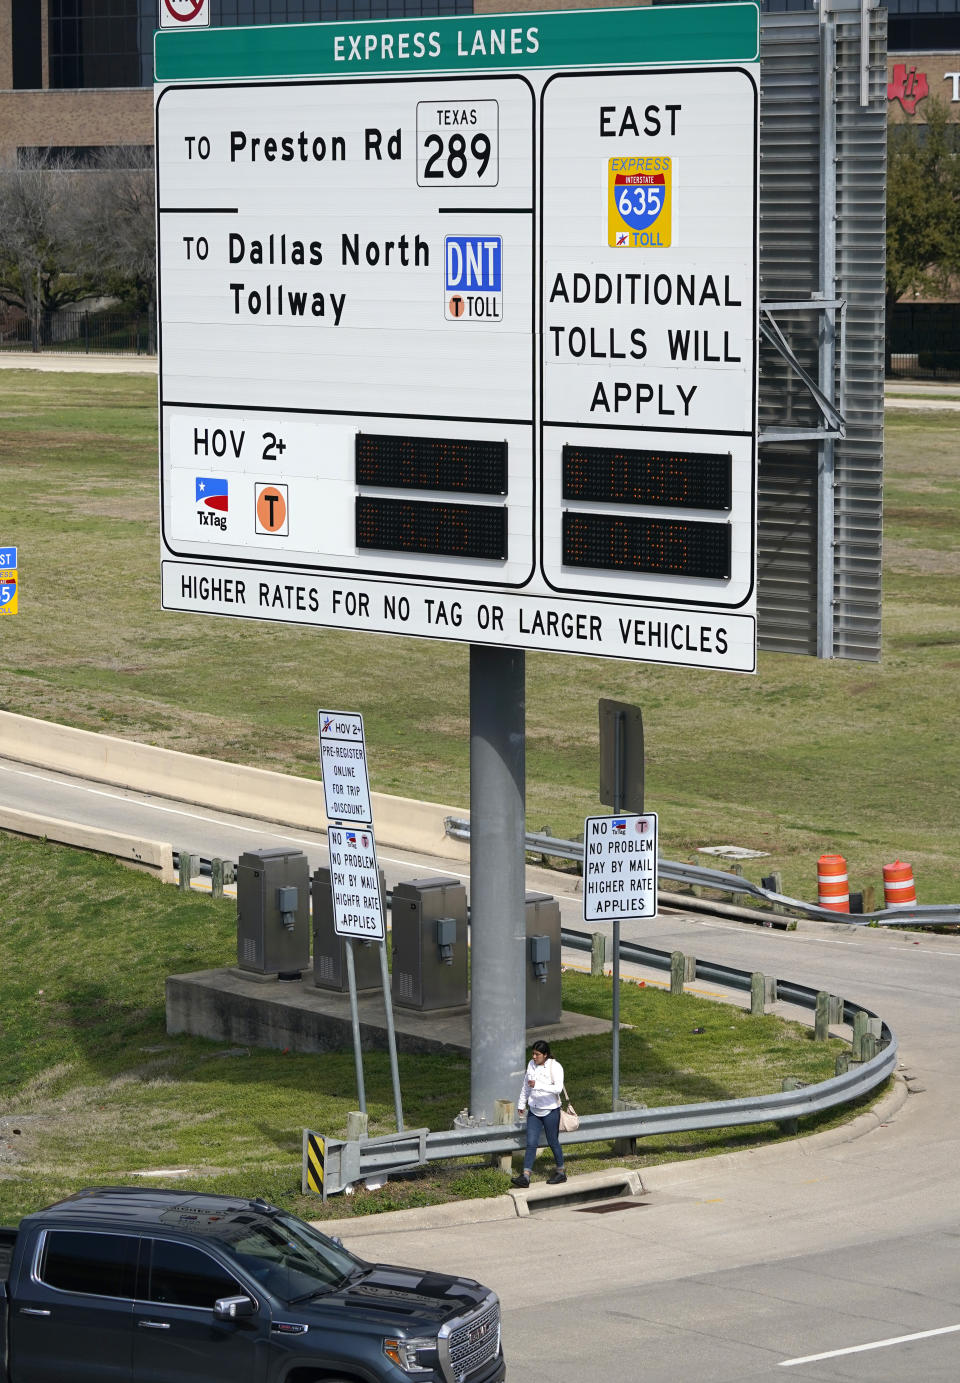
top-left (165, 966), bottom-right (610, 1055)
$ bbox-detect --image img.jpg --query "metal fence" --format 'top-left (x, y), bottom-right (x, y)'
top-left (304, 931), bottom-right (897, 1198)
top-left (887, 304), bottom-right (960, 380)
top-left (0, 309), bottom-right (155, 357)
top-left (441, 820), bottom-right (960, 928)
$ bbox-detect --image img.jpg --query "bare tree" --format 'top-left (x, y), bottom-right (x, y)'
top-left (74, 146), bottom-right (157, 350)
top-left (0, 150), bottom-right (91, 349)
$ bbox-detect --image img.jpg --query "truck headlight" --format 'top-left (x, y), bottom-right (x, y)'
top-left (384, 1336), bottom-right (439, 1374)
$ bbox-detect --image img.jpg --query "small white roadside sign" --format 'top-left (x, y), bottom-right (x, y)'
top-left (326, 824), bottom-right (385, 940)
top-left (583, 813), bottom-right (659, 922)
top-left (318, 709), bottom-right (373, 825)
top-left (160, 0), bottom-right (211, 28)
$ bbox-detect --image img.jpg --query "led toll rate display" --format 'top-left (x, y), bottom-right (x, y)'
top-left (356, 433), bottom-right (508, 496)
top-left (563, 512), bottom-right (730, 580)
top-left (562, 444), bottom-right (732, 510)
top-left (357, 497), bottom-right (508, 561)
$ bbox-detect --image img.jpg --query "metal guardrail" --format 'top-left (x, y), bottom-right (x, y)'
top-left (303, 931), bottom-right (898, 1197)
top-left (444, 818), bottom-right (960, 929)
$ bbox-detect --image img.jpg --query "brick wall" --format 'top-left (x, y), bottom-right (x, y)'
top-left (0, 87), bottom-right (152, 166)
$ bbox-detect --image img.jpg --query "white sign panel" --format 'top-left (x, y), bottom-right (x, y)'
top-left (583, 812), bottom-right (659, 922)
top-left (318, 709), bottom-right (373, 825)
top-left (156, 8), bottom-right (758, 672)
top-left (326, 824), bottom-right (386, 939)
top-left (160, 0), bottom-right (210, 29)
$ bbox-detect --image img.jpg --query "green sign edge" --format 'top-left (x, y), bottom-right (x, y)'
top-left (154, 3), bottom-right (759, 83)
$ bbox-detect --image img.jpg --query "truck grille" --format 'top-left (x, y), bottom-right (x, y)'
top-left (442, 1297), bottom-right (500, 1383)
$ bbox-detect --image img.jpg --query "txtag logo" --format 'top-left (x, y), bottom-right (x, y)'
top-left (196, 476), bottom-right (228, 531)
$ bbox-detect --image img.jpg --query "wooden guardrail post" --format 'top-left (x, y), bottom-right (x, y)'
top-left (778, 1077), bottom-right (802, 1135)
top-left (591, 932), bottom-right (605, 977)
top-left (762, 870), bottom-right (785, 915)
top-left (851, 1010), bottom-right (869, 1060)
top-left (211, 857), bottom-right (224, 899)
top-left (346, 1111), bottom-right (369, 1141)
top-left (750, 971), bottom-right (765, 1015)
top-left (670, 952), bottom-right (686, 994)
top-left (178, 850), bottom-right (197, 891)
top-left (613, 1098), bottom-right (646, 1156)
top-left (814, 990), bottom-right (831, 1040)
top-left (493, 1099), bottom-right (515, 1172)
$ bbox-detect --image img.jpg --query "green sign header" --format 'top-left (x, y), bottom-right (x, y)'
top-left (154, 4), bottom-right (759, 83)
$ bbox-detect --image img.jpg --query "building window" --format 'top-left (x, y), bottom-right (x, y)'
top-left (12, 0), bottom-right (43, 89)
top-left (49, 2), bottom-right (144, 89)
top-left (47, 1), bottom-right (475, 91)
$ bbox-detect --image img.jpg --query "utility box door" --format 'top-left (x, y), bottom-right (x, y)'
top-left (525, 892), bottom-right (562, 1028)
top-left (237, 847), bottom-right (310, 975)
top-left (391, 877), bottom-right (468, 1011)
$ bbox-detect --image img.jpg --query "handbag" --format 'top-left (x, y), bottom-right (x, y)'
top-left (553, 1062), bottom-right (579, 1131)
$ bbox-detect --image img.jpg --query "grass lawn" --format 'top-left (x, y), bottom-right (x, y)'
top-left (0, 833), bottom-right (858, 1224)
top-left (0, 372), bottom-right (958, 906)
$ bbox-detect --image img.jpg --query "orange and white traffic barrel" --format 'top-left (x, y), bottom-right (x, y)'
top-left (817, 854), bottom-right (850, 912)
top-left (883, 860), bottom-right (916, 909)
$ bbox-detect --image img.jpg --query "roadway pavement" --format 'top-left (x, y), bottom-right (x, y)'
top-left (3, 748), bottom-right (960, 1379)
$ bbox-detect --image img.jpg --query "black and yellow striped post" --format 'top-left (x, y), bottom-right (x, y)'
top-left (304, 1133), bottom-right (326, 1199)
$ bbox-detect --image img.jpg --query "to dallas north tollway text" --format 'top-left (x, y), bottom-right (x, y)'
top-left (177, 573), bottom-right (729, 656)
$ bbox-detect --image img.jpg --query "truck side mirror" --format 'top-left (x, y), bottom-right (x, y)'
top-left (214, 1295), bottom-right (257, 1320)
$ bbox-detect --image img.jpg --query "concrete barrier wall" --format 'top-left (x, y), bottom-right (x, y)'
top-left (0, 711), bottom-right (469, 861)
top-left (0, 804), bottom-right (176, 881)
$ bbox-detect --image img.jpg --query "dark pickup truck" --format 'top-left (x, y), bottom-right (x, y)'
top-left (0, 1186), bottom-right (505, 1383)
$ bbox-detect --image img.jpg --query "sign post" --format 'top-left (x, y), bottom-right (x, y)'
top-left (319, 710), bottom-right (403, 1130)
top-left (157, 5), bottom-right (759, 1120)
top-left (584, 810), bottom-right (659, 1104)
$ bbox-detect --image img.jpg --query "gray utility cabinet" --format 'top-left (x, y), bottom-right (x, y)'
top-left (311, 865), bottom-right (383, 992)
top-left (525, 892), bottom-right (562, 1027)
top-left (391, 876), bottom-right (468, 1010)
top-left (236, 847), bottom-right (310, 976)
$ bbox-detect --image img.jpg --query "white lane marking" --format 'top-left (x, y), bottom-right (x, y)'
top-left (779, 1322), bottom-right (960, 1366)
top-left (696, 915), bottom-right (960, 957)
top-left (0, 762), bottom-right (463, 878)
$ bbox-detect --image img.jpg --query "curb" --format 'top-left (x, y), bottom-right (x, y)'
top-left (639, 1072), bottom-right (909, 1193)
top-left (508, 1167), bottom-right (643, 1218)
top-left (312, 1077), bottom-right (907, 1241)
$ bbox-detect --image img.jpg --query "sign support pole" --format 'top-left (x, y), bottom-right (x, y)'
top-left (344, 940), bottom-right (366, 1115)
top-left (612, 710), bottom-right (625, 1108)
top-left (469, 645), bottom-right (527, 1121)
top-left (379, 940), bottom-right (404, 1132)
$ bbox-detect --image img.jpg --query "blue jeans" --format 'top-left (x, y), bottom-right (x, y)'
top-left (524, 1106), bottom-right (564, 1173)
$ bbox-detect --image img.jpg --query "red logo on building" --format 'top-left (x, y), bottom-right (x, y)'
top-left (888, 63), bottom-right (930, 116)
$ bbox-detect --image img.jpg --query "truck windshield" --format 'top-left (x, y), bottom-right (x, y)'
top-left (222, 1213), bottom-right (365, 1303)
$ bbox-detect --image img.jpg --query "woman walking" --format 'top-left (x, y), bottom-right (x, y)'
top-left (513, 1039), bottom-right (567, 1187)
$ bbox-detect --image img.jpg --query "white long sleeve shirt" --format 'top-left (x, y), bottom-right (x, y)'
top-left (517, 1057), bottom-right (564, 1116)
